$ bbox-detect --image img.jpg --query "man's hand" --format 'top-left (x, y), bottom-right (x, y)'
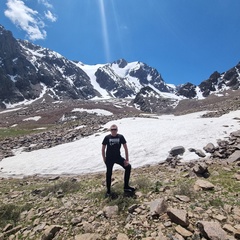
top-left (102, 144), bottom-right (106, 164)
top-left (124, 159), bottom-right (129, 167)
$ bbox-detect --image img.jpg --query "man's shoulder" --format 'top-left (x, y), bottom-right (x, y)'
top-left (118, 134), bottom-right (126, 142)
top-left (103, 134), bottom-right (111, 138)
top-left (103, 134), bottom-right (124, 139)
top-left (117, 134), bottom-right (124, 138)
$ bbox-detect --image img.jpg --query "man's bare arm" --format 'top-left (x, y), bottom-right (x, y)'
top-left (123, 143), bottom-right (129, 166)
top-left (102, 144), bottom-right (106, 163)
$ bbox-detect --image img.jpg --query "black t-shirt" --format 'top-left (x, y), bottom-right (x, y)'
top-left (102, 134), bottom-right (126, 158)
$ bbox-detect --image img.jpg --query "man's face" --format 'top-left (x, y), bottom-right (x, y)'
top-left (110, 127), bottom-right (118, 136)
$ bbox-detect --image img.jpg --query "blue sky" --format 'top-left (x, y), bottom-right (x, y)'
top-left (1, 0), bottom-right (240, 85)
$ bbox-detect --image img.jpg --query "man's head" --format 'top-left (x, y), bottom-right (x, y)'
top-left (110, 124), bottom-right (118, 136)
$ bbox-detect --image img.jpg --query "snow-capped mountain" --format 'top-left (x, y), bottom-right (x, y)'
top-left (0, 25), bottom-right (173, 107)
top-left (0, 24), bottom-right (240, 112)
top-left (177, 64), bottom-right (240, 99)
top-left (80, 59), bottom-right (174, 99)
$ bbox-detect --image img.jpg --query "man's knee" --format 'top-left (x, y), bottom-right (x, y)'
top-left (125, 163), bottom-right (131, 170)
top-left (106, 169), bottom-right (112, 176)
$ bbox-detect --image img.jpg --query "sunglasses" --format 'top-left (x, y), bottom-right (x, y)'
top-left (110, 129), bottom-right (118, 131)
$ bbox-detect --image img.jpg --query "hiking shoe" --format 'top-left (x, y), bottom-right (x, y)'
top-left (124, 186), bottom-right (135, 192)
top-left (105, 192), bottom-right (111, 198)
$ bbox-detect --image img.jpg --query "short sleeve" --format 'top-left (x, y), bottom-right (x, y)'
top-left (120, 135), bottom-right (127, 144)
top-left (102, 136), bottom-right (108, 145)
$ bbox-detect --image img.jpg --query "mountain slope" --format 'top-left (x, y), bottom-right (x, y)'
top-left (0, 25), bottom-right (173, 107)
top-left (1, 24), bottom-right (240, 113)
top-left (177, 63), bottom-right (240, 99)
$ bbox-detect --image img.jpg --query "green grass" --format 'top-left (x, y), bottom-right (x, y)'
top-left (0, 128), bottom-right (33, 139)
top-left (39, 179), bottom-right (84, 197)
top-left (191, 167), bottom-right (240, 208)
top-left (209, 167), bottom-right (240, 206)
top-left (210, 169), bottom-right (240, 193)
top-left (133, 176), bottom-right (152, 194)
top-left (209, 197), bottom-right (224, 207)
top-left (153, 180), bottom-right (163, 193)
top-left (90, 181), bottom-right (138, 212)
top-left (173, 178), bottom-right (198, 200)
top-left (0, 203), bottom-right (33, 228)
top-left (0, 127), bottom-right (48, 139)
top-left (107, 193), bottom-right (137, 212)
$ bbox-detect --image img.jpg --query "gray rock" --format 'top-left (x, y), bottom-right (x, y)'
top-left (2, 225), bottom-right (22, 238)
top-left (227, 150), bottom-right (240, 163)
top-left (41, 225), bottom-right (62, 240)
top-left (175, 195), bottom-right (190, 203)
top-left (193, 162), bottom-right (210, 178)
top-left (167, 208), bottom-right (189, 227)
top-left (150, 198), bottom-right (168, 218)
top-left (204, 143), bottom-right (215, 153)
top-left (169, 146), bottom-right (185, 156)
top-left (195, 149), bottom-right (206, 157)
top-left (234, 231), bottom-right (240, 239)
top-left (103, 205), bottom-right (118, 218)
top-left (231, 130), bottom-right (240, 138)
top-left (117, 233), bottom-right (129, 240)
top-left (175, 225), bottom-right (192, 238)
top-left (2, 224), bottom-right (13, 232)
top-left (128, 204), bottom-right (139, 214)
top-left (193, 162), bottom-right (208, 174)
top-left (194, 179), bottom-right (215, 190)
top-left (197, 221), bottom-right (227, 240)
top-left (75, 233), bottom-right (102, 240)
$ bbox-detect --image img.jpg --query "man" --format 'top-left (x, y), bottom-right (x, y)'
top-left (102, 124), bottom-right (135, 197)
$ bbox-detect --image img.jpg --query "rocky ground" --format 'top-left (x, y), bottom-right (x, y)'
top-left (0, 124), bottom-right (240, 239)
top-left (0, 98), bottom-right (141, 160)
top-left (1, 91), bottom-right (240, 161)
top-left (0, 152), bottom-right (239, 239)
top-left (0, 95), bottom-right (240, 239)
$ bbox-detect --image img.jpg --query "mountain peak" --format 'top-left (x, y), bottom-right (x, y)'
top-left (114, 58), bottom-right (128, 68)
top-left (0, 24), bottom-right (240, 113)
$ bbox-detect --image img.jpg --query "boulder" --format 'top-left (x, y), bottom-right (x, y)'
top-left (150, 198), bottom-right (168, 218)
top-left (167, 208), bottom-right (189, 227)
top-left (204, 143), bottom-right (215, 153)
top-left (197, 221), bottom-right (227, 240)
top-left (227, 150), bottom-right (240, 163)
top-left (103, 205), bottom-right (118, 218)
top-left (194, 179), bottom-right (215, 191)
top-left (169, 146), bottom-right (185, 156)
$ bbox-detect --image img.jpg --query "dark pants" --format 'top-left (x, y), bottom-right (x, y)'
top-left (105, 156), bottom-right (131, 193)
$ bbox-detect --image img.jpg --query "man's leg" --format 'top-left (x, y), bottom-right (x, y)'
top-left (105, 161), bottom-right (114, 194)
top-left (116, 157), bottom-right (133, 190)
top-left (123, 164), bottom-right (131, 189)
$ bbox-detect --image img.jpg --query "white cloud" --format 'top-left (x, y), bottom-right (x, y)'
top-left (38, 0), bottom-right (53, 9)
top-left (45, 10), bottom-right (57, 22)
top-left (4, 0), bottom-right (46, 40)
top-left (4, 0), bottom-right (57, 41)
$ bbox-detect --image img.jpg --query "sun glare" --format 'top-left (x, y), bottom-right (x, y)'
top-left (98, 0), bottom-right (110, 62)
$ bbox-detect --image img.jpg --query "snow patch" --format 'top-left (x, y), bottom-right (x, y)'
top-left (1, 110), bottom-right (240, 178)
top-left (23, 116), bottom-right (41, 121)
top-left (72, 108), bottom-right (113, 116)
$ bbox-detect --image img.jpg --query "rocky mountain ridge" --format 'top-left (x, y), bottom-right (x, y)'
top-left (1, 24), bottom-right (240, 113)
top-left (0, 25), bottom-right (172, 108)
